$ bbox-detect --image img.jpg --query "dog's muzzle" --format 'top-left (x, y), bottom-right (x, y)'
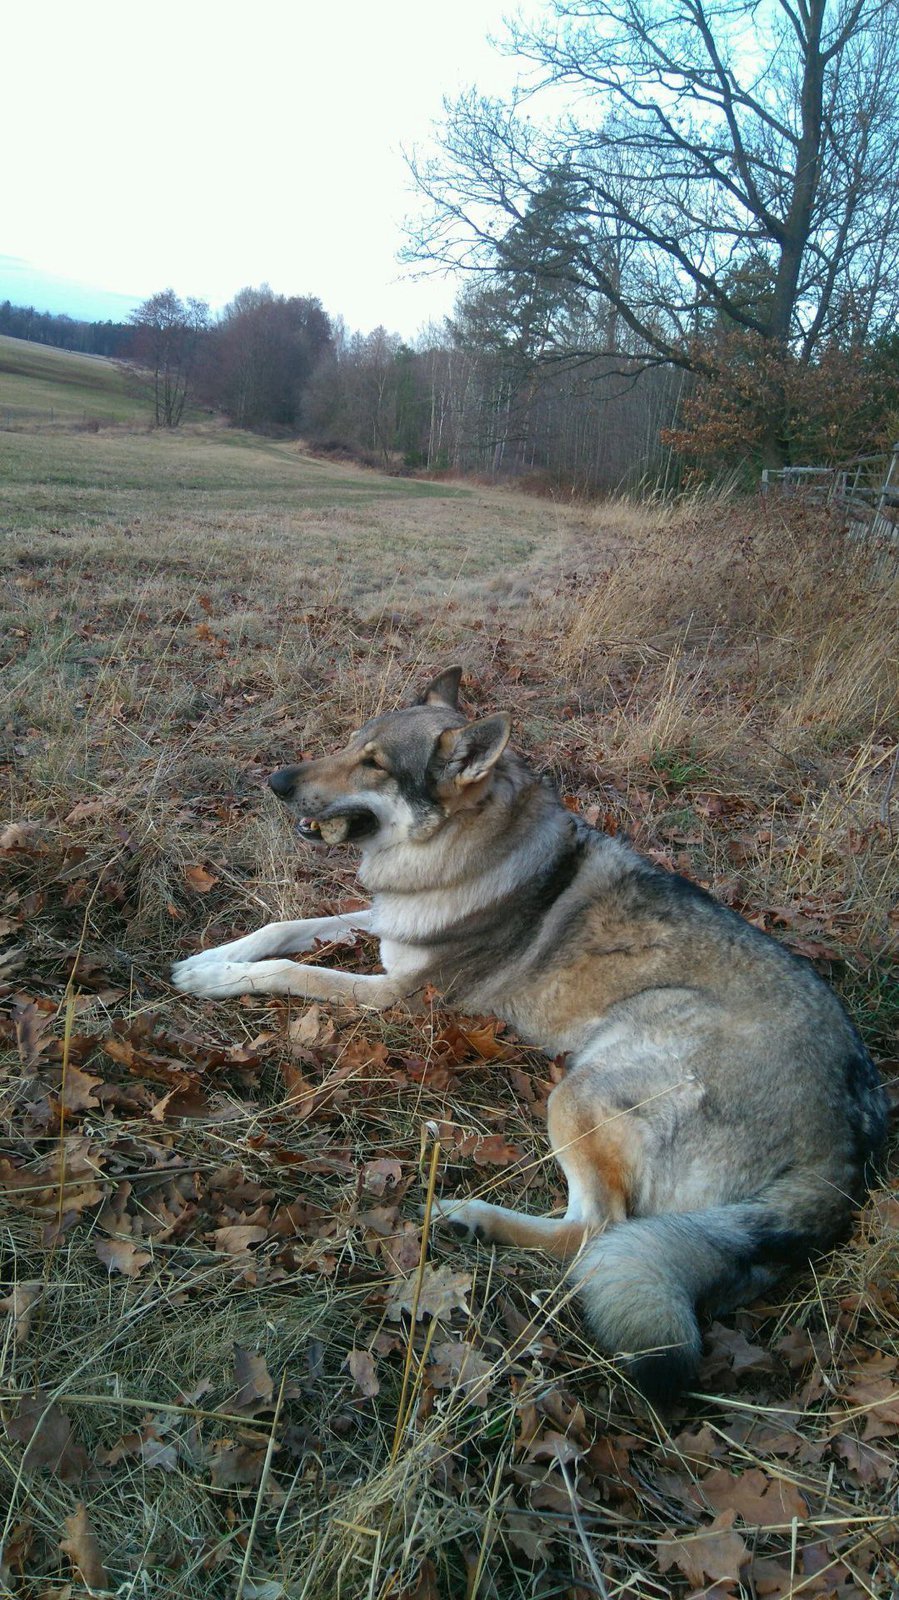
top-left (267, 767), bottom-right (380, 847)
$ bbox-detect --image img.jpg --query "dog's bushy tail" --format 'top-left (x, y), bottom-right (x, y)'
top-left (567, 1188), bottom-right (835, 1407)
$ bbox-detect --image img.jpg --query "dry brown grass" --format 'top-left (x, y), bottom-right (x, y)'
top-left (1, 420), bottom-right (897, 1599)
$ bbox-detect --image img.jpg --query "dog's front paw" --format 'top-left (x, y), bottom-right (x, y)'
top-left (171, 958), bottom-right (255, 998)
top-left (170, 949), bottom-right (221, 989)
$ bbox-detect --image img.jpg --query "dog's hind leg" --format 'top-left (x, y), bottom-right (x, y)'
top-left (430, 1075), bottom-right (637, 1261)
top-left (430, 1198), bottom-right (597, 1260)
top-left (172, 911), bottom-right (373, 991)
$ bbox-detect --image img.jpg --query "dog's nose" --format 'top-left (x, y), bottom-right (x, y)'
top-left (268, 766), bottom-right (299, 800)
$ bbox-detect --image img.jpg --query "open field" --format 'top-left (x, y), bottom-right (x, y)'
top-left (1, 363), bottom-right (898, 1598)
top-left (0, 336), bottom-right (155, 428)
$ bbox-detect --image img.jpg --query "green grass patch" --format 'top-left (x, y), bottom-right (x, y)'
top-left (0, 333), bottom-right (155, 424)
top-left (649, 743), bottom-right (710, 789)
top-left (837, 956), bottom-right (899, 1057)
top-left (0, 422), bottom-right (471, 551)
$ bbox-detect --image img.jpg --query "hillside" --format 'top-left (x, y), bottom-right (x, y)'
top-left (0, 333), bottom-right (153, 426)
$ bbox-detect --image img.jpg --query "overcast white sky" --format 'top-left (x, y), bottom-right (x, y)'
top-left (4, 0), bottom-right (526, 338)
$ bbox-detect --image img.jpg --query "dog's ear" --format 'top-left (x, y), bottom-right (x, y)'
top-left (439, 714), bottom-right (511, 787)
top-left (418, 666), bottom-right (463, 709)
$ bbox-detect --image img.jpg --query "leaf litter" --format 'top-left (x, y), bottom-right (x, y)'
top-left (1, 497), bottom-right (897, 1597)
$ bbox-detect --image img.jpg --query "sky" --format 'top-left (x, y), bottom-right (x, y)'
top-left (4, 0), bottom-right (526, 340)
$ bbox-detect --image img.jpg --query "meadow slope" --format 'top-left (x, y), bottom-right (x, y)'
top-left (1, 374), bottom-right (897, 1598)
top-left (0, 335), bottom-right (155, 428)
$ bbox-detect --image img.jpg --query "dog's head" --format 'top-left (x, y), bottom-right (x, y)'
top-left (268, 667), bottom-right (512, 853)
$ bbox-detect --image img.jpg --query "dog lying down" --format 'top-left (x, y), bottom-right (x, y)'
top-left (173, 667), bottom-right (886, 1404)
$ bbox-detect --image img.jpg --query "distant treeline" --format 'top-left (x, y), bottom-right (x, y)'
top-left (1, 280), bottom-right (680, 492)
top-left (302, 319), bottom-right (685, 493)
top-left (120, 284), bottom-right (685, 493)
top-left (0, 299), bottom-right (136, 358)
top-left (6, 281), bottom-right (897, 490)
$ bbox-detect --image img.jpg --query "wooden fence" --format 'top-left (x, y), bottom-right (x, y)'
top-left (762, 443), bottom-right (899, 564)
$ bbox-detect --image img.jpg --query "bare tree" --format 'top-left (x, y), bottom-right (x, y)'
top-left (130, 290), bottom-right (209, 427)
top-left (204, 286), bottom-right (333, 430)
top-left (407, 0), bottom-right (899, 462)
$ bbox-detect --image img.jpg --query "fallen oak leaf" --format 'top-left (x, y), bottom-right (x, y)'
top-left (208, 1439), bottom-right (267, 1487)
top-left (749, 1555), bottom-right (800, 1597)
top-left (657, 1509), bottom-right (748, 1588)
top-left (525, 1428), bottom-right (585, 1466)
top-left (362, 1157), bottom-right (403, 1196)
top-left (0, 821), bottom-right (43, 850)
top-left (840, 1370), bottom-right (899, 1440)
top-left (458, 1019), bottom-right (511, 1059)
top-left (338, 1035), bottom-right (392, 1072)
top-left (277, 1059), bottom-right (327, 1120)
top-left (347, 1348), bottom-right (380, 1398)
top-left (0, 1283), bottom-right (42, 1345)
top-left (99, 1427), bottom-right (178, 1471)
top-left (288, 1003), bottom-right (338, 1050)
top-left (65, 797), bottom-right (121, 824)
top-left (471, 1134), bottom-right (526, 1168)
top-left (800, 1542), bottom-right (855, 1589)
top-left (433, 1018), bottom-right (509, 1063)
top-left (831, 1433), bottom-right (894, 1485)
top-left (94, 1237), bottom-right (153, 1278)
top-left (401, 1054), bottom-right (456, 1091)
top-left (504, 1510), bottom-right (552, 1563)
top-left (59, 1504), bottom-right (109, 1590)
top-left (185, 864), bottom-right (218, 894)
top-left (100, 1035), bottom-right (139, 1069)
top-left (696, 1465), bottom-right (808, 1526)
top-left (670, 1424), bottom-right (722, 1467)
top-left (134, 1431), bottom-right (180, 1471)
top-left (386, 1264), bottom-right (472, 1323)
top-left (14, 1001), bottom-right (52, 1068)
top-left (6, 1393), bottom-right (90, 1482)
top-left (426, 1340), bottom-right (494, 1406)
top-left (0, 1155), bottom-right (105, 1220)
top-left (58, 1063), bottom-right (104, 1114)
top-left (1, 1513), bottom-right (35, 1581)
top-left (96, 1181), bottom-right (135, 1236)
top-left (703, 1321), bottom-right (777, 1377)
top-left (178, 1378), bottom-right (213, 1406)
top-left (102, 1035), bottom-right (197, 1087)
top-left (151, 1079), bottom-right (211, 1119)
top-left (230, 1346), bottom-right (275, 1414)
top-left (368, 1213), bottom-right (423, 1273)
top-left (212, 1224), bottom-right (269, 1255)
top-left (775, 1327), bottom-right (818, 1370)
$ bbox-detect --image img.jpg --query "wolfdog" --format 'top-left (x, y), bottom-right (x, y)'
top-left (173, 667), bottom-right (887, 1403)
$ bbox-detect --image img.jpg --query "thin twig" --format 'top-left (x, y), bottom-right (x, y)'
top-left (235, 1367), bottom-right (288, 1600)
top-left (390, 1137), bottom-right (441, 1463)
top-left (560, 1458), bottom-right (610, 1600)
top-left (880, 740), bottom-right (899, 835)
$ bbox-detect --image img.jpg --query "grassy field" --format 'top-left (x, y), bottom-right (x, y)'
top-left (0, 336), bottom-right (155, 427)
top-left (1, 344), bottom-right (897, 1598)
